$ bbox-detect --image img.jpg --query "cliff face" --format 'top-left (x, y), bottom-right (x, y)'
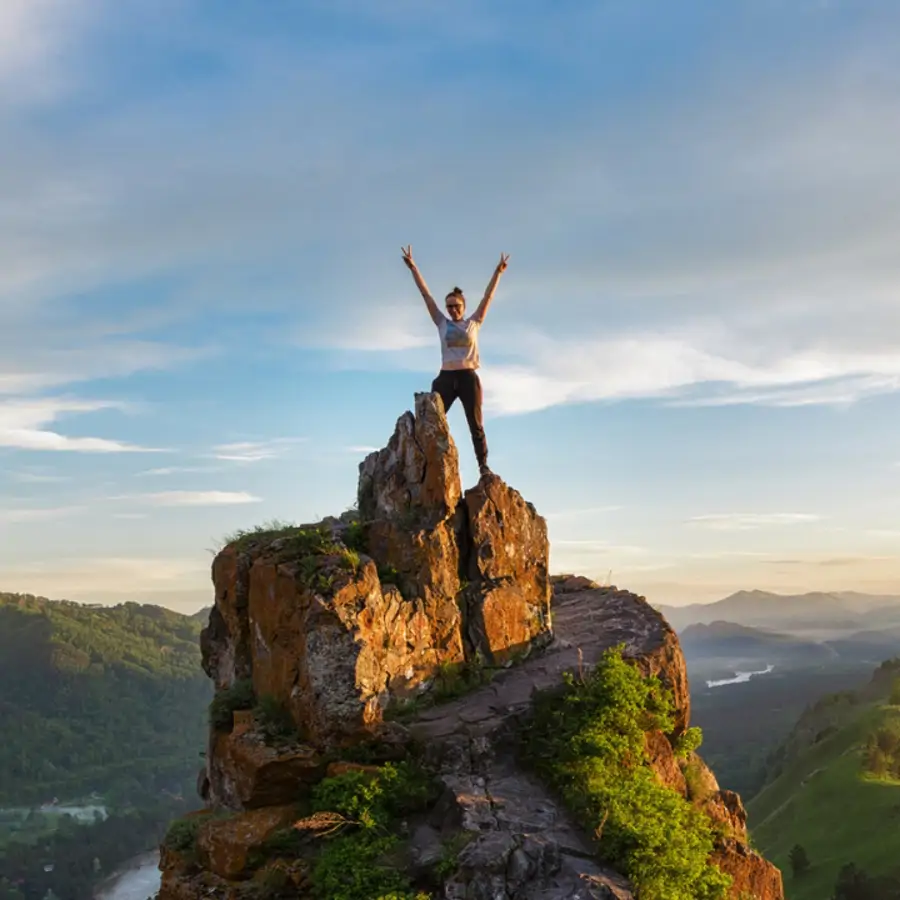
top-left (162, 393), bottom-right (783, 900)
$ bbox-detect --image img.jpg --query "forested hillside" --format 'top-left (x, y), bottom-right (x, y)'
top-left (0, 593), bottom-right (211, 805)
top-left (747, 658), bottom-right (900, 900)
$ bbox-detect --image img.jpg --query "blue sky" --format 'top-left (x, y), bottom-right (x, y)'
top-left (3, 0), bottom-right (900, 612)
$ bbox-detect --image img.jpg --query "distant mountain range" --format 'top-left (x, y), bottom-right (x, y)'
top-left (657, 590), bottom-right (900, 635)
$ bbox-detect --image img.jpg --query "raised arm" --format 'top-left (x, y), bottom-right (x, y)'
top-left (471, 253), bottom-right (509, 324)
top-left (401, 245), bottom-right (442, 325)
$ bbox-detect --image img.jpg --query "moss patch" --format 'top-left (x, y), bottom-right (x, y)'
top-left (520, 646), bottom-right (731, 900)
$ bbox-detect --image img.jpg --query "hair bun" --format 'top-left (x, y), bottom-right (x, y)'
top-left (454, 286), bottom-right (463, 294)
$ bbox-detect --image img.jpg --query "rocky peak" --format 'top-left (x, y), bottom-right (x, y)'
top-left (200, 392), bottom-right (552, 764)
top-left (167, 393), bottom-right (784, 900)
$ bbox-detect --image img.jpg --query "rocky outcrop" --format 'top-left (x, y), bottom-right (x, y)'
top-left (161, 393), bottom-right (783, 900)
top-left (200, 393), bottom-right (552, 770)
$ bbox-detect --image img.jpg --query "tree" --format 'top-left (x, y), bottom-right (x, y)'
top-left (890, 676), bottom-right (900, 706)
top-left (789, 843), bottom-right (810, 878)
top-left (832, 863), bottom-right (872, 900)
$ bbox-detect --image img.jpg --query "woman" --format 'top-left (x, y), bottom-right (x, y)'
top-left (401, 245), bottom-right (509, 478)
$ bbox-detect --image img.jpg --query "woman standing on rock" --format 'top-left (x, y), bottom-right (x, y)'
top-left (401, 245), bottom-right (509, 479)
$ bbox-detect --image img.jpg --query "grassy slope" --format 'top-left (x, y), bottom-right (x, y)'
top-left (748, 702), bottom-right (900, 900)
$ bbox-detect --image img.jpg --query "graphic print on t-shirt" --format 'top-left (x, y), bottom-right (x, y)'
top-left (444, 321), bottom-right (471, 348)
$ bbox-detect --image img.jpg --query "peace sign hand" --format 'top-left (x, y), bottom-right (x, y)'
top-left (401, 245), bottom-right (416, 271)
top-left (497, 252), bottom-right (510, 273)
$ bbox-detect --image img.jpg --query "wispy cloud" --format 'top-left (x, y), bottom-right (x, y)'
top-left (136, 465), bottom-right (221, 477)
top-left (0, 505), bottom-right (83, 524)
top-left (114, 491), bottom-right (262, 507)
top-left (8, 469), bottom-right (69, 483)
top-left (344, 445), bottom-right (379, 454)
top-left (211, 437), bottom-right (307, 463)
top-left (483, 338), bottom-right (900, 416)
top-left (687, 513), bottom-right (822, 531)
top-left (0, 397), bottom-right (166, 453)
top-left (546, 506), bottom-right (622, 520)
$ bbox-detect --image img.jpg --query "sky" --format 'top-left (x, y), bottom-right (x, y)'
top-left (3, 0), bottom-right (900, 613)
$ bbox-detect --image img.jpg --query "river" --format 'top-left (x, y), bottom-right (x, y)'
top-left (706, 663), bottom-right (775, 688)
top-left (94, 851), bottom-right (160, 900)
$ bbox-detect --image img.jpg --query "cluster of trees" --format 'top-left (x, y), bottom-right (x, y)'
top-left (0, 593), bottom-right (212, 897)
top-left (864, 718), bottom-right (900, 779)
top-left (789, 844), bottom-right (900, 899)
top-left (831, 863), bottom-right (900, 900)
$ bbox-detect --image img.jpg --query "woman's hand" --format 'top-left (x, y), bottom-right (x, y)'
top-left (496, 252), bottom-right (510, 273)
top-left (401, 245), bottom-right (416, 271)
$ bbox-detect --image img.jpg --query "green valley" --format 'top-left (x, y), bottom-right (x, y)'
top-left (0, 592), bottom-right (211, 899)
top-left (747, 660), bottom-right (900, 900)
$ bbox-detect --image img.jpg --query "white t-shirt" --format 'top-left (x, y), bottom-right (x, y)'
top-left (437, 316), bottom-right (481, 370)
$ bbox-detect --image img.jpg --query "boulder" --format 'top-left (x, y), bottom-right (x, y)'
top-left (207, 718), bottom-right (322, 810)
top-left (464, 475), bottom-right (552, 663)
top-left (196, 805), bottom-right (297, 880)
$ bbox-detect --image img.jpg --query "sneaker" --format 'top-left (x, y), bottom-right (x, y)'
top-left (479, 463), bottom-right (493, 478)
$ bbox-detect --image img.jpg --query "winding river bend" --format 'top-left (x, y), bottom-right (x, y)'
top-left (705, 663), bottom-right (775, 688)
top-left (94, 851), bottom-right (160, 900)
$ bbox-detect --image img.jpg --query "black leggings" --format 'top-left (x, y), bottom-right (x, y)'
top-left (431, 369), bottom-right (488, 467)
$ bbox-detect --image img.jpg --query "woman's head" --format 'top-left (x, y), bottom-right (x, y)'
top-left (445, 287), bottom-right (465, 320)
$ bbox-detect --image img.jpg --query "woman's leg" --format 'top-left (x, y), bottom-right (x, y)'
top-left (431, 370), bottom-right (458, 414)
top-left (458, 371), bottom-right (489, 472)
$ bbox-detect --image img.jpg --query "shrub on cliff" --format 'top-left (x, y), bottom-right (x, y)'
top-left (521, 646), bottom-right (732, 900)
top-left (208, 678), bottom-right (255, 730)
top-left (307, 761), bottom-right (438, 900)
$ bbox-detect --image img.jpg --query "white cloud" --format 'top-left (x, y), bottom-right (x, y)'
top-left (479, 334), bottom-right (900, 416)
top-left (211, 437), bottom-right (307, 463)
top-left (0, 397), bottom-right (166, 453)
top-left (117, 491), bottom-right (262, 506)
top-left (687, 513), bottom-right (822, 531)
top-left (344, 445), bottom-right (379, 454)
top-left (0, 0), bottom-right (97, 103)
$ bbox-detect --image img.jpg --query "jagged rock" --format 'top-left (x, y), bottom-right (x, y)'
top-left (464, 475), bottom-right (552, 663)
top-left (358, 391), bottom-right (462, 528)
top-left (208, 713), bottom-right (322, 810)
top-left (359, 394), bottom-right (467, 668)
top-left (703, 789), bottom-right (749, 842)
top-left (712, 838), bottom-right (784, 900)
top-left (196, 805), bottom-right (297, 880)
top-left (645, 729), bottom-right (687, 795)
